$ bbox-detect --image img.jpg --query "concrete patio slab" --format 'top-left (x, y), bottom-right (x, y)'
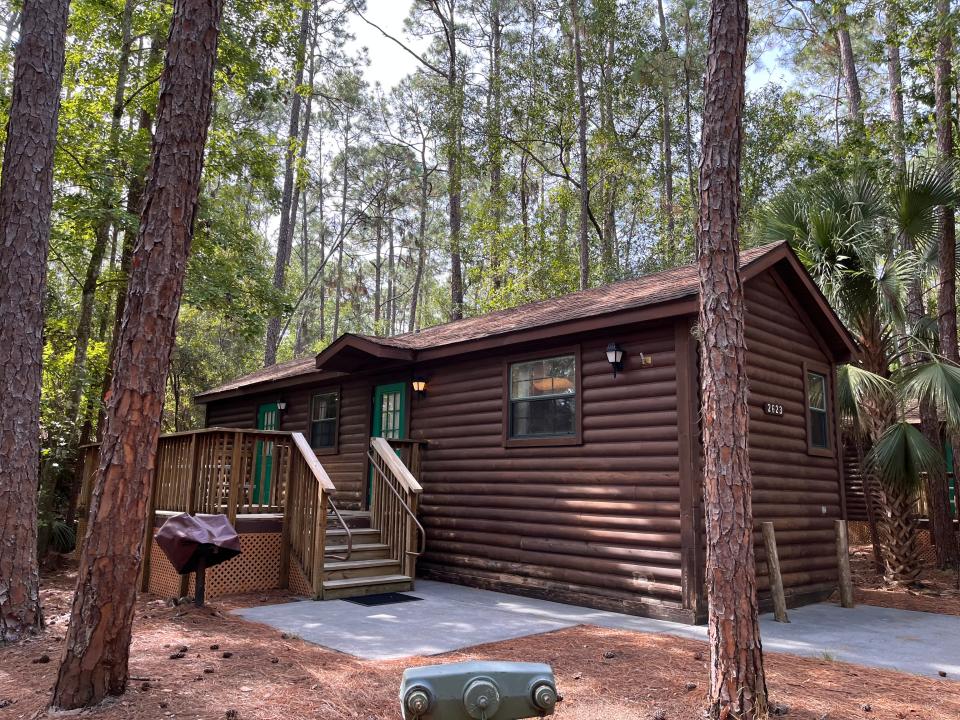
top-left (233, 580), bottom-right (960, 679)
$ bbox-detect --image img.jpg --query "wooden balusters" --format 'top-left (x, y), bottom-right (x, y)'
top-left (370, 437), bottom-right (425, 580)
top-left (77, 427), bottom-right (336, 597)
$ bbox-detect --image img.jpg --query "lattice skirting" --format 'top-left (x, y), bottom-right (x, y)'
top-left (288, 557), bottom-right (313, 597)
top-left (146, 531), bottom-right (283, 599)
top-left (847, 520), bottom-right (938, 564)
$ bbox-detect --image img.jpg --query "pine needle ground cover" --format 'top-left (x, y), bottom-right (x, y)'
top-left (0, 570), bottom-right (956, 720)
top-left (848, 544), bottom-right (960, 617)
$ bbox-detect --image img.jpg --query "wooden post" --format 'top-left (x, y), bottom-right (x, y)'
top-left (311, 486), bottom-right (326, 599)
top-left (835, 519), bottom-right (855, 608)
top-left (227, 431), bottom-right (243, 525)
top-left (140, 446), bottom-right (160, 593)
top-left (185, 436), bottom-right (199, 516)
top-left (278, 457), bottom-right (293, 589)
top-left (761, 522), bottom-right (788, 623)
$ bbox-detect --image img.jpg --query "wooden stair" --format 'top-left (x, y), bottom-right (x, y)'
top-left (320, 510), bottom-right (413, 599)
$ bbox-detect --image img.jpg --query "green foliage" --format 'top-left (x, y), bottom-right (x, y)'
top-left (836, 364), bottom-right (894, 435)
top-left (896, 357), bottom-right (960, 431)
top-left (865, 420), bottom-right (942, 493)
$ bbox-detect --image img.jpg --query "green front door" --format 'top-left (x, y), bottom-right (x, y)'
top-left (368, 382), bottom-right (407, 505)
top-left (254, 402), bottom-right (279, 504)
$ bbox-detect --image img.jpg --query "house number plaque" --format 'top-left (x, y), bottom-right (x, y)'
top-left (764, 402), bottom-right (784, 416)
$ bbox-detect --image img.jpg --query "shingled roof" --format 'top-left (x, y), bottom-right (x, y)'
top-left (196, 241), bottom-right (854, 401)
top-left (348, 242), bottom-right (780, 352)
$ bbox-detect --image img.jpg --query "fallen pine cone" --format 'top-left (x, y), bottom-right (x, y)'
top-left (169, 652), bottom-right (185, 660)
top-left (222, 651), bottom-right (233, 658)
top-left (32, 655), bottom-right (50, 664)
top-left (210, 644), bottom-right (220, 650)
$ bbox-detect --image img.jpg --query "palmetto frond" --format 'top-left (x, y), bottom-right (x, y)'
top-left (864, 420), bottom-right (941, 493)
top-left (836, 364), bottom-right (895, 435)
top-left (895, 356), bottom-right (960, 430)
top-left (891, 160), bottom-right (956, 260)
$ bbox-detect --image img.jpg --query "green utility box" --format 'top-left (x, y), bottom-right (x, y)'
top-left (399, 660), bottom-right (559, 720)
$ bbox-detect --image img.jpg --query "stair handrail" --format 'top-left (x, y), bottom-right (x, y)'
top-left (366, 454), bottom-right (426, 557)
top-left (367, 439), bottom-right (426, 565)
top-left (287, 432), bottom-right (339, 597)
top-left (325, 498), bottom-right (353, 562)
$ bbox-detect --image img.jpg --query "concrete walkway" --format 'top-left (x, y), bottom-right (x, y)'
top-left (234, 580), bottom-right (960, 680)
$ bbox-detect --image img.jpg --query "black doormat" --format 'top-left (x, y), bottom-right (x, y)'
top-left (344, 592), bottom-right (423, 607)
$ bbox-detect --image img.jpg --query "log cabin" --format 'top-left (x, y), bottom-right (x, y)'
top-left (76, 240), bottom-right (855, 624)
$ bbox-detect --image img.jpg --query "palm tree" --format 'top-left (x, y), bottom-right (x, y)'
top-left (757, 164), bottom-right (958, 584)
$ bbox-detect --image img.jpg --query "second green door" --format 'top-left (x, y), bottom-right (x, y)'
top-left (368, 382), bottom-right (407, 505)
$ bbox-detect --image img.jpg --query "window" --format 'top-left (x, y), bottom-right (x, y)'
top-left (509, 354), bottom-right (577, 439)
top-left (310, 391), bottom-right (339, 450)
top-left (806, 370), bottom-right (829, 450)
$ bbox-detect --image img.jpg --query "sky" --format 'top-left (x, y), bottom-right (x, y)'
top-left (345, 1), bottom-right (792, 93)
top-left (345, 1), bottom-right (424, 91)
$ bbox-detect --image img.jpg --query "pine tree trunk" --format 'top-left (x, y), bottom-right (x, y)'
top-left (444, 3), bottom-right (464, 320)
top-left (835, 5), bottom-right (863, 129)
top-left (488, 0), bottom-right (504, 290)
top-left (264, 0), bottom-right (310, 366)
top-left (600, 28), bottom-right (617, 282)
top-left (657, 0), bottom-right (675, 260)
top-left (332, 123), bottom-right (349, 340)
top-left (697, 1), bottom-right (767, 717)
top-left (294, 29), bottom-right (316, 356)
top-left (885, 3), bottom-right (906, 173)
top-left (683, 2), bottom-right (697, 206)
top-left (387, 221), bottom-right (396, 335)
top-left (50, 0), bottom-right (223, 705)
top-left (97, 71), bottom-right (160, 437)
top-left (932, 0), bottom-right (960, 567)
top-left (65, 0), bottom-right (136, 436)
top-left (374, 213), bottom-right (383, 330)
top-left (409, 142), bottom-right (429, 333)
top-left (568, 0), bottom-right (590, 290)
top-left (0, 0), bottom-right (70, 644)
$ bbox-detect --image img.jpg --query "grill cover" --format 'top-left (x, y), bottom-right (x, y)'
top-left (154, 513), bottom-right (241, 574)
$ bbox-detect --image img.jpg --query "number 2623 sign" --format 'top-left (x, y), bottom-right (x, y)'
top-left (764, 402), bottom-right (784, 416)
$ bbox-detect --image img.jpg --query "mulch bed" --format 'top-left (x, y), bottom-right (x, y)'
top-left (0, 570), bottom-right (957, 719)
top-left (848, 544), bottom-right (960, 616)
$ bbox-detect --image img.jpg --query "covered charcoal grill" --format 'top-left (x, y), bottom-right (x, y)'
top-left (155, 513), bottom-right (241, 605)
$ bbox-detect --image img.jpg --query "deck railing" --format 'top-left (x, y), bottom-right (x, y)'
top-left (284, 433), bottom-right (340, 596)
top-left (368, 436), bottom-right (425, 579)
top-left (79, 427), bottom-right (340, 597)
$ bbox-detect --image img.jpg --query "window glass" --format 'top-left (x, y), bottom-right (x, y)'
top-left (311, 391), bottom-right (339, 449)
top-left (807, 371), bottom-right (829, 449)
top-left (509, 355), bottom-right (576, 438)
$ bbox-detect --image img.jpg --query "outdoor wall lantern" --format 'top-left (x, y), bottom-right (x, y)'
top-left (606, 342), bottom-right (624, 378)
top-left (412, 377), bottom-right (427, 396)
top-left (276, 401), bottom-right (287, 411)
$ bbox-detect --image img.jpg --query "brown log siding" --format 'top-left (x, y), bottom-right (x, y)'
top-left (409, 325), bottom-right (689, 619)
top-left (743, 270), bottom-right (842, 606)
top-left (199, 264), bottom-right (845, 621)
top-left (206, 378), bottom-right (375, 508)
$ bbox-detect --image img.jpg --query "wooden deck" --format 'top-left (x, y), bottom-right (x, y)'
top-left (76, 429), bottom-right (424, 600)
